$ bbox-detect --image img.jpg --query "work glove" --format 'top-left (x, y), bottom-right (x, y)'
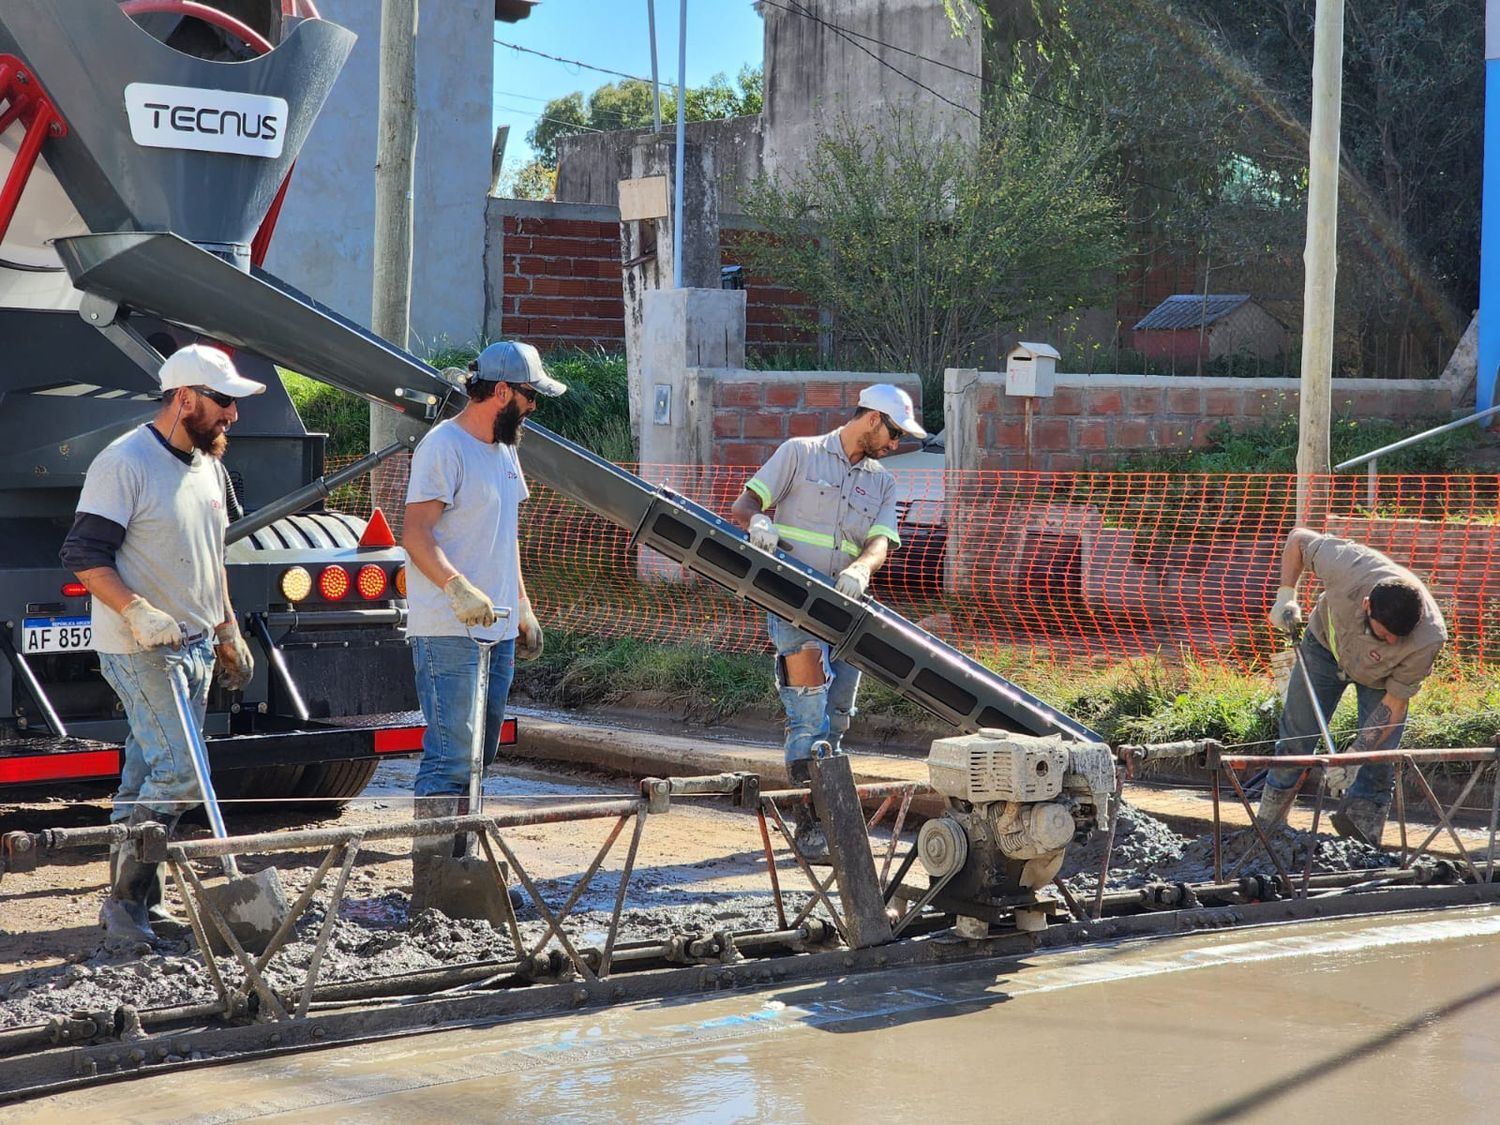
top-left (213, 619), bottom-right (254, 692)
top-left (835, 561), bottom-right (872, 599)
top-left (516, 597), bottom-right (544, 661)
top-left (121, 595), bottom-right (183, 649)
top-left (747, 513), bottom-right (779, 552)
top-left (444, 574), bottom-right (497, 628)
top-left (1323, 760), bottom-right (1355, 797)
top-left (1268, 585), bottom-right (1303, 633)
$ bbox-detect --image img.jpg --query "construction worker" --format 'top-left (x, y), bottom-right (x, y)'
top-left (1260, 528), bottom-right (1447, 846)
top-left (401, 341), bottom-right (564, 907)
top-left (61, 344), bottom-right (262, 941)
top-left (729, 384), bottom-right (922, 859)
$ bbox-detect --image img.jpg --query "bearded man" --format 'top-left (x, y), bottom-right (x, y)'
top-left (61, 343), bottom-right (262, 940)
top-left (400, 341), bottom-right (565, 902)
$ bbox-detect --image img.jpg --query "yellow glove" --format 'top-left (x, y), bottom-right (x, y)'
top-left (213, 620), bottom-right (254, 691)
top-left (517, 597), bottom-right (544, 661)
top-left (121, 596), bottom-right (183, 649)
top-left (1268, 585), bottom-right (1303, 632)
top-left (835, 562), bottom-right (871, 599)
top-left (444, 574), bottom-right (496, 628)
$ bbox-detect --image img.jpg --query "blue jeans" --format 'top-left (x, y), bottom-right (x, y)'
top-left (99, 640), bottom-right (215, 823)
top-left (767, 614), bottom-right (860, 764)
top-left (1267, 635), bottom-right (1405, 808)
top-left (411, 635), bottom-right (516, 797)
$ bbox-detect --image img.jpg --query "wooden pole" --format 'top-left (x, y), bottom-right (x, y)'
top-left (371, 0), bottom-right (422, 455)
top-left (1295, 0), bottom-right (1344, 524)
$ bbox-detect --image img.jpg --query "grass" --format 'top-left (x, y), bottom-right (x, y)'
top-left (282, 345), bottom-right (635, 462)
top-left (514, 631), bottom-right (1500, 755)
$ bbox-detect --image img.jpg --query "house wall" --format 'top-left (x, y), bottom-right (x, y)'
top-left (1208, 303), bottom-right (1288, 361)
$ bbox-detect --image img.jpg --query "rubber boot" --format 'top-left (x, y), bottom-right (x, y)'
top-left (99, 806), bottom-right (165, 942)
top-left (145, 813), bottom-right (185, 931)
top-left (1254, 784), bottom-right (1296, 832)
top-left (409, 795), bottom-right (463, 916)
top-left (786, 759), bottom-right (830, 865)
top-left (1331, 797), bottom-right (1388, 849)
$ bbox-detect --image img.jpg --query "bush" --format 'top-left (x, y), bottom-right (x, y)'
top-left (279, 369), bottom-right (369, 460)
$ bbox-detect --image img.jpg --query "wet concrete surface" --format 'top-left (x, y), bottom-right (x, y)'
top-left (1, 757), bottom-right (1397, 1034)
top-left (13, 905), bottom-right (1500, 1123)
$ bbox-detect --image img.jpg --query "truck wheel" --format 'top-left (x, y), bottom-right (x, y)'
top-left (211, 759), bottom-right (380, 818)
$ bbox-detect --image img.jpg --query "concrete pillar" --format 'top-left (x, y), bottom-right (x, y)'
top-left (621, 136), bottom-right (721, 435)
top-left (943, 367), bottom-right (981, 595)
top-left (638, 287), bottom-right (747, 469)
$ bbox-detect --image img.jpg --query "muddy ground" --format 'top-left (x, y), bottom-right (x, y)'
top-left (0, 756), bottom-right (1391, 1032)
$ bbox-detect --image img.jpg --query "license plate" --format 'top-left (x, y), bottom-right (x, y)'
top-left (21, 616), bottom-right (92, 654)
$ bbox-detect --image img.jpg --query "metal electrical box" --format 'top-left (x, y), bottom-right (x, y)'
top-left (1005, 342), bottom-right (1060, 398)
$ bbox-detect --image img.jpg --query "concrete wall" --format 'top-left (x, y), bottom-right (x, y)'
top-left (760, 0), bottom-right (981, 178)
top-left (263, 1), bottom-right (491, 352)
top-left (555, 116), bottom-right (764, 213)
top-left (944, 368), bottom-right (1456, 473)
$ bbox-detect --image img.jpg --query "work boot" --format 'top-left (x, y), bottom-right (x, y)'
top-left (1331, 797), bottom-right (1388, 849)
top-left (410, 796), bottom-right (463, 915)
top-left (144, 813), bottom-right (186, 930)
top-left (99, 806), bottom-right (167, 942)
top-left (786, 759), bottom-right (831, 865)
top-left (1254, 784), bottom-right (1296, 832)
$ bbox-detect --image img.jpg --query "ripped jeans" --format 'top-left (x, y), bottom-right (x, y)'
top-left (767, 614), bottom-right (860, 765)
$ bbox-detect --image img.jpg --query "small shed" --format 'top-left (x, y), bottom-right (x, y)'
top-left (1132, 294), bottom-right (1287, 366)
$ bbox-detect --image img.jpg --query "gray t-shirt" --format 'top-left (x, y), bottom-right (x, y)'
top-left (77, 425), bottom-right (228, 653)
top-left (404, 419), bottom-right (529, 641)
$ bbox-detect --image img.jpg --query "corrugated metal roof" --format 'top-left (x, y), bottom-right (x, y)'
top-left (1133, 294), bottom-right (1252, 331)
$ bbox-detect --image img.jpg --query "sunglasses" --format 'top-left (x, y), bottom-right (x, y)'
top-left (507, 382), bottom-right (538, 403)
top-left (193, 385), bottom-right (237, 408)
top-left (880, 414), bottom-right (904, 441)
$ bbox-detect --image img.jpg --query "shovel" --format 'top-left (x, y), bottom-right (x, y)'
top-left (418, 624), bottom-right (517, 927)
top-left (166, 646), bottom-right (289, 956)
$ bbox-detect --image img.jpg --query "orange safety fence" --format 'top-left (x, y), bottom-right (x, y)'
top-left (326, 453), bottom-right (1500, 672)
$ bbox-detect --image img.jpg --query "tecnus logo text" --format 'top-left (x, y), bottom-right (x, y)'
top-left (124, 83), bottom-right (288, 159)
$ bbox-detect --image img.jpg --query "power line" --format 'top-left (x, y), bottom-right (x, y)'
top-left (493, 102), bottom-right (607, 133)
top-left (493, 37), bottom-right (652, 85)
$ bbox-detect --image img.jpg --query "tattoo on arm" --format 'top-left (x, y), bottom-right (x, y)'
top-left (1349, 701), bottom-right (1396, 754)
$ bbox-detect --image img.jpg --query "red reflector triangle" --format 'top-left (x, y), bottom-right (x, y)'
top-left (359, 507), bottom-right (397, 549)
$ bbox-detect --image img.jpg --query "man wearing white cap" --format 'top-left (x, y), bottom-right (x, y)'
top-left (61, 343), bottom-right (265, 940)
top-left (729, 384), bottom-right (924, 859)
top-left (401, 340), bottom-right (566, 906)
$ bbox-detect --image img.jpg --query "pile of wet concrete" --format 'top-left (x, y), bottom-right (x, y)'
top-left (0, 804), bottom-right (1393, 1031)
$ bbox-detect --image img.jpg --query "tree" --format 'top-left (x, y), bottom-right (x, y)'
top-left (500, 158), bottom-right (556, 201)
top-left (527, 65), bottom-right (763, 169)
top-left (739, 95), bottom-right (1121, 419)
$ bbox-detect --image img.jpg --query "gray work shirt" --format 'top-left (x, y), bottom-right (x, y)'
top-left (745, 431), bottom-right (901, 577)
top-left (404, 419), bottom-right (528, 642)
top-left (76, 425), bottom-right (229, 653)
top-left (1305, 534), bottom-right (1447, 699)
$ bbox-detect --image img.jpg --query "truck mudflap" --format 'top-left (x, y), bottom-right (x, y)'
top-left (54, 229), bottom-right (1102, 743)
top-left (0, 714), bottom-right (517, 787)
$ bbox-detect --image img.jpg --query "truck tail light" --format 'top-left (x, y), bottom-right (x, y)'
top-left (61, 582), bottom-right (88, 598)
top-left (394, 565), bottom-right (407, 597)
top-left (280, 566), bottom-right (312, 602)
top-left (356, 564), bottom-right (388, 600)
top-left (318, 565), bottom-right (350, 600)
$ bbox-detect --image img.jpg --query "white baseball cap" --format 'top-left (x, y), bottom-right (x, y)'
top-left (858, 383), bottom-right (926, 439)
top-left (158, 344), bottom-right (266, 397)
top-left (474, 341), bottom-right (568, 397)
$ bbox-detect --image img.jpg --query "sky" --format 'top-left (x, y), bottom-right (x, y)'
top-left (491, 0), bottom-right (766, 168)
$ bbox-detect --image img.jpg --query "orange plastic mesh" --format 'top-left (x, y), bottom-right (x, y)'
top-left (324, 454), bottom-right (1500, 671)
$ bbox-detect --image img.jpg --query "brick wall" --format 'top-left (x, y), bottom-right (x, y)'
top-left (952, 371), bottom-right (1454, 473)
top-left (486, 199), bottom-right (815, 355)
top-left (707, 370), bottom-right (922, 467)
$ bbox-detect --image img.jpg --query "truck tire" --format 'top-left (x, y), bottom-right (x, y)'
top-left (212, 759), bottom-right (380, 818)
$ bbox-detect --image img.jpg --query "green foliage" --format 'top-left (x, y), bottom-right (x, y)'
top-left (1115, 415), bottom-right (1483, 475)
top-left (527, 66), bottom-right (763, 169)
top-left (740, 96), bottom-right (1121, 431)
top-left (279, 369), bottom-right (368, 460)
top-left (500, 158), bottom-right (556, 201)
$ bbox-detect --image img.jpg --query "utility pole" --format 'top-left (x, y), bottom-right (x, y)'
top-left (371, 0), bottom-right (422, 454)
top-left (1295, 0), bottom-right (1344, 524)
